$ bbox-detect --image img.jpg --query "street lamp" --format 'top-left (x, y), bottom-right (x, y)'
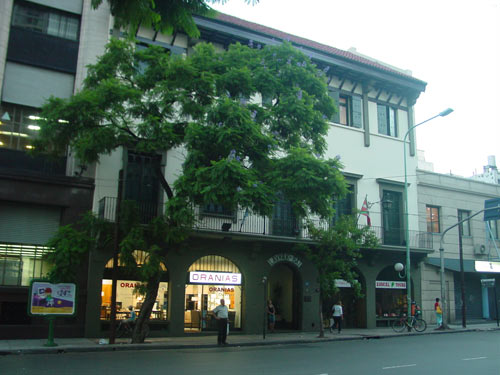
top-left (403, 108), bottom-right (453, 323)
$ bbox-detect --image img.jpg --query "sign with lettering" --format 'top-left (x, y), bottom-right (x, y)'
top-left (189, 271), bottom-right (242, 285)
top-left (480, 278), bottom-right (496, 287)
top-left (335, 279), bottom-right (352, 288)
top-left (475, 261), bottom-right (500, 273)
top-left (376, 280), bottom-right (406, 289)
top-left (267, 253), bottom-right (303, 268)
top-left (28, 280), bottom-right (77, 316)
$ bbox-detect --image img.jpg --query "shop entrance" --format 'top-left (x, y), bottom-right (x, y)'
top-left (184, 255), bottom-right (242, 333)
top-left (268, 263), bottom-right (301, 330)
top-left (323, 273), bottom-right (367, 328)
top-left (375, 266), bottom-right (413, 326)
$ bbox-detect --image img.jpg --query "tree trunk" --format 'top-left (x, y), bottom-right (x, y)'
top-left (318, 294), bottom-right (325, 338)
top-left (131, 275), bottom-right (160, 343)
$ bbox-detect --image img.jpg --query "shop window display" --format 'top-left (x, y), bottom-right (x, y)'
top-left (185, 255), bottom-right (242, 332)
top-left (100, 279), bottom-right (168, 321)
top-left (101, 251), bottom-right (169, 321)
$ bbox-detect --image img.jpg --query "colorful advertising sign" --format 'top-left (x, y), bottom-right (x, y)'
top-left (29, 280), bottom-right (77, 316)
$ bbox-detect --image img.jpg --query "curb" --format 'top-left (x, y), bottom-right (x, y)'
top-left (2, 327), bottom-right (499, 356)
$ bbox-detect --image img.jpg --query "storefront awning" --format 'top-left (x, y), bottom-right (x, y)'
top-left (426, 257), bottom-right (476, 273)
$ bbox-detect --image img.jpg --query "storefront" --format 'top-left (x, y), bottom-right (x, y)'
top-left (375, 266), bottom-right (412, 326)
top-left (184, 255), bottom-right (242, 332)
top-left (101, 279), bottom-right (169, 321)
top-left (100, 250), bottom-right (169, 322)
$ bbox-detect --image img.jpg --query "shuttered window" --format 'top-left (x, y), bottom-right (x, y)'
top-left (0, 202), bottom-right (61, 245)
top-left (377, 104), bottom-right (398, 137)
top-left (328, 89), bottom-right (363, 128)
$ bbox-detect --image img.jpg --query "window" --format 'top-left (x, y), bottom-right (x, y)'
top-left (426, 206), bottom-right (440, 233)
top-left (331, 184), bottom-right (354, 225)
top-left (328, 89), bottom-right (363, 128)
top-left (377, 104), bottom-right (398, 137)
top-left (0, 243), bottom-right (52, 286)
top-left (382, 190), bottom-right (403, 245)
top-left (0, 103), bottom-right (41, 151)
top-left (12, 1), bottom-right (80, 41)
top-left (458, 210), bottom-right (471, 236)
top-left (202, 203), bottom-right (234, 218)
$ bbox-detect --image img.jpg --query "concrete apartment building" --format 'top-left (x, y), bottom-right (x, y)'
top-left (417, 158), bottom-right (500, 326)
top-left (1, 0), bottom-right (438, 338)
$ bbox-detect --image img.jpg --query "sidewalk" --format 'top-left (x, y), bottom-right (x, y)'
top-left (1, 322), bottom-right (499, 356)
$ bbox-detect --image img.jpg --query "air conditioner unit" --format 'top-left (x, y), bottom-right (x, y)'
top-left (474, 244), bottom-right (487, 255)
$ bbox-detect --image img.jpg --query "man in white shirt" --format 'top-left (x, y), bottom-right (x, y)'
top-left (213, 299), bottom-right (229, 345)
top-left (330, 301), bottom-right (343, 333)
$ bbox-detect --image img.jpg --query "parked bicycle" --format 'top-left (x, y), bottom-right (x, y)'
top-left (116, 321), bottom-right (150, 338)
top-left (391, 315), bottom-right (427, 333)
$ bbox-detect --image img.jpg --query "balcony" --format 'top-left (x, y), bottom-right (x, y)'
top-left (97, 197), bottom-right (433, 249)
top-left (98, 197), bottom-right (158, 225)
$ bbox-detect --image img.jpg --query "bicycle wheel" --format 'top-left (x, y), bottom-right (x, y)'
top-left (413, 318), bottom-right (427, 332)
top-left (391, 319), bottom-right (406, 333)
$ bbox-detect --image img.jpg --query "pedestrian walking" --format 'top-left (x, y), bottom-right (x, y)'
top-left (213, 299), bottom-right (229, 345)
top-left (330, 300), bottom-right (343, 333)
top-left (434, 297), bottom-right (443, 328)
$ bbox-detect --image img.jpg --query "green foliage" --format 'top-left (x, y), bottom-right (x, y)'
top-left (36, 39), bottom-right (343, 221)
top-left (90, 0), bottom-right (259, 38)
top-left (44, 213), bottom-right (113, 283)
top-left (296, 216), bottom-right (379, 300)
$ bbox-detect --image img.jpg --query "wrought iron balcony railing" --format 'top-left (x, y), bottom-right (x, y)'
top-left (97, 197), bottom-right (433, 249)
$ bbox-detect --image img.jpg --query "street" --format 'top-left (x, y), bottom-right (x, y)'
top-left (2, 331), bottom-right (499, 375)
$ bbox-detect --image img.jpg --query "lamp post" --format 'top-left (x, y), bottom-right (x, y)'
top-left (403, 108), bottom-right (453, 323)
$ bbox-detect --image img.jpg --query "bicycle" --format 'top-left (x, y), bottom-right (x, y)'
top-left (391, 315), bottom-right (427, 333)
top-left (116, 320), bottom-right (150, 338)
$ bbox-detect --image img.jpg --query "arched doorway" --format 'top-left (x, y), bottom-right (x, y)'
top-left (268, 263), bottom-right (301, 330)
top-left (100, 250), bottom-right (169, 322)
top-left (322, 271), bottom-right (367, 328)
top-left (184, 255), bottom-right (242, 333)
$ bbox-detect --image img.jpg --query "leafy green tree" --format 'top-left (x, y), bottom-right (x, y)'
top-left (37, 38), bottom-right (345, 342)
top-left (91, 0), bottom-right (259, 37)
top-left (296, 216), bottom-right (379, 338)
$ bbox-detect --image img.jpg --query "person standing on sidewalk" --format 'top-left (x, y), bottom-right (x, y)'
top-left (267, 300), bottom-right (276, 333)
top-left (213, 299), bottom-right (229, 345)
top-left (434, 297), bottom-right (443, 328)
top-left (330, 300), bottom-right (343, 333)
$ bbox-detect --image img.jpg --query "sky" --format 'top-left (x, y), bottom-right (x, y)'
top-left (211, 0), bottom-right (500, 177)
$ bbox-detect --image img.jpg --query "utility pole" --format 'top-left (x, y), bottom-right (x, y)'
top-left (458, 220), bottom-right (466, 328)
top-left (109, 169), bottom-right (123, 344)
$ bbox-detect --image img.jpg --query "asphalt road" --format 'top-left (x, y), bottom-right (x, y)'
top-left (2, 331), bottom-right (499, 375)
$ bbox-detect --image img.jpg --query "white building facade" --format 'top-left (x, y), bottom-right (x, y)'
top-left (1, 0), bottom-right (435, 338)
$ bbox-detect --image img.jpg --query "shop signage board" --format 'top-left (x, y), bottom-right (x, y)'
top-left (28, 280), bottom-right (77, 316)
top-left (475, 261), bottom-right (500, 273)
top-left (484, 198), bottom-right (500, 221)
top-left (376, 280), bottom-right (406, 289)
top-left (481, 279), bottom-right (496, 288)
top-left (189, 271), bottom-right (242, 285)
top-left (335, 279), bottom-right (352, 288)
top-left (267, 253), bottom-right (303, 268)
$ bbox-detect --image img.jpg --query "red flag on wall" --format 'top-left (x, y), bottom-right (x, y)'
top-left (360, 197), bottom-right (371, 226)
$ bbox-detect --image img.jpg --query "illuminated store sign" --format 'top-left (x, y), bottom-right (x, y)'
top-left (376, 280), bottom-right (406, 289)
top-left (189, 271), bottom-right (242, 285)
top-left (475, 261), bottom-right (500, 273)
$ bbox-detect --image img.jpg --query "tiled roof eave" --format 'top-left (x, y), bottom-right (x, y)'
top-left (193, 13), bottom-right (426, 94)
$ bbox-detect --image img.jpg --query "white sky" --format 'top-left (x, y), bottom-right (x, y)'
top-left (211, 0), bottom-right (500, 177)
